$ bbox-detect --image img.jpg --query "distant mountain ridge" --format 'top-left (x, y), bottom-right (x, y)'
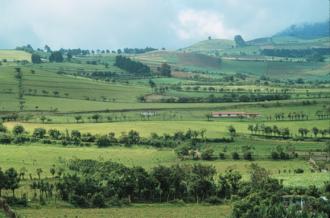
top-left (274, 21), bottom-right (329, 39)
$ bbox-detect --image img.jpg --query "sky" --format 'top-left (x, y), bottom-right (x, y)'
top-left (0, 0), bottom-right (328, 50)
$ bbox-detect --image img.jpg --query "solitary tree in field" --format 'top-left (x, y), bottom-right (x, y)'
top-left (206, 114), bottom-right (212, 121)
top-left (92, 114), bottom-right (102, 123)
top-left (50, 165), bottom-right (56, 178)
top-left (312, 127), bottom-right (319, 138)
top-left (5, 168), bottom-right (20, 197)
top-left (53, 91), bottom-right (59, 97)
top-left (298, 128), bottom-right (309, 138)
top-left (248, 124), bottom-right (254, 134)
top-left (74, 115), bottom-right (82, 123)
top-left (36, 168), bottom-right (43, 180)
top-left (228, 126), bottom-right (236, 138)
top-left (12, 125), bottom-right (25, 135)
top-left (149, 79), bottom-right (156, 92)
top-left (19, 167), bottom-right (28, 180)
top-left (40, 116), bottom-right (47, 123)
top-left (158, 63), bottom-right (171, 77)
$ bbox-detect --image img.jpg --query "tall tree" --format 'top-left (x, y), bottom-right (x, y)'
top-left (31, 53), bottom-right (42, 64)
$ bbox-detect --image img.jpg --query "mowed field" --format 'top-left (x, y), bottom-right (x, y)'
top-left (18, 204), bottom-right (231, 218)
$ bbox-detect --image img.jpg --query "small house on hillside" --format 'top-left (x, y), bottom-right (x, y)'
top-left (212, 112), bottom-right (260, 118)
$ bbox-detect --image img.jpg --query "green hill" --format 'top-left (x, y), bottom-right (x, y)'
top-left (0, 49), bottom-right (31, 62)
top-left (181, 36), bottom-right (330, 56)
top-left (134, 51), bottom-right (222, 72)
top-left (181, 39), bottom-right (235, 53)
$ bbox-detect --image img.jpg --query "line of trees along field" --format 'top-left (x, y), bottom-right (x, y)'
top-left (0, 161), bottom-right (329, 217)
top-left (1, 123), bottom-right (330, 163)
top-left (247, 123), bottom-right (330, 139)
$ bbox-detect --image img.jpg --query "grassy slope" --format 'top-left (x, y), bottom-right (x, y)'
top-left (0, 50), bottom-right (31, 61)
top-left (182, 39), bottom-right (235, 53)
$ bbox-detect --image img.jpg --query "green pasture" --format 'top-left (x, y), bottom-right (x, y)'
top-left (0, 144), bottom-right (328, 188)
top-left (0, 50), bottom-right (31, 61)
top-left (5, 119), bottom-right (330, 137)
top-left (17, 204), bottom-right (232, 218)
top-left (14, 100), bottom-right (329, 124)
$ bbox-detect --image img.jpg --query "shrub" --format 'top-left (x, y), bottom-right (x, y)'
top-left (169, 199), bottom-right (185, 205)
top-left (175, 145), bottom-right (190, 158)
top-left (12, 125), bottom-right (25, 135)
top-left (232, 152), bottom-right (240, 160)
top-left (0, 133), bottom-right (12, 144)
top-left (42, 139), bottom-right (52, 144)
top-left (70, 194), bottom-right (89, 208)
top-left (96, 135), bottom-right (112, 147)
top-left (219, 152), bottom-right (226, 160)
top-left (33, 128), bottom-right (46, 139)
top-left (201, 149), bottom-right (214, 160)
top-left (271, 151), bottom-right (279, 160)
top-left (91, 193), bottom-right (106, 208)
top-left (204, 196), bottom-right (223, 205)
top-left (279, 152), bottom-right (290, 160)
top-left (48, 129), bottom-right (61, 140)
top-left (294, 168), bottom-right (304, 174)
top-left (13, 135), bottom-right (30, 144)
top-left (243, 151), bottom-right (253, 161)
top-left (0, 123), bottom-right (7, 132)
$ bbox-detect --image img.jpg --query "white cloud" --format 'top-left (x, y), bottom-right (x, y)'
top-left (173, 9), bottom-right (238, 41)
top-left (0, 0), bottom-right (328, 49)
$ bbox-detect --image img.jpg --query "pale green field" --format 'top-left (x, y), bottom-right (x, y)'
top-left (17, 204), bottom-right (231, 218)
top-left (5, 119), bottom-right (330, 137)
top-left (0, 144), bottom-right (328, 187)
top-left (0, 50), bottom-right (31, 61)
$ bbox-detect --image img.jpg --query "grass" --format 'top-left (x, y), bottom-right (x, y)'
top-left (17, 204), bottom-right (232, 218)
top-left (0, 50), bottom-right (31, 61)
top-left (0, 39), bottom-right (330, 216)
top-left (0, 211), bottom-right (5, 218)
top-left (0, 144), bottom-right (328, 187)
top-left (0, 144), bottom-right (176, 175)
top-left (5, 119), bottom-right (330, 137)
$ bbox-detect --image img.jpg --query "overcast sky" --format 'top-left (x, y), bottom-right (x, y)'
top-left (0, 0), bottom-right (328, 50)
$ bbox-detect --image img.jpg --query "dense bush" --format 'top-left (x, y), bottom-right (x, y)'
top-left (294, 168), bottom-right (304, 174)
top-left (243, 151), bottom-right (253, 160)
top-left (232, 152), bottom-right (240, 160)
top-left (96, 135), bottom-right (113, 147)
top-left (0, 133), bottom-right (12, 144)
top-left (204, 196), bottom-right (223, 205)
top-left (201, 149), bottom-right (215, 160)
top-left (219, 152), bottom-right (226, 160)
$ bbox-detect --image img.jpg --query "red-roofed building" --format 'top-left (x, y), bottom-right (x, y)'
top-left (211, 112), bottom-right (260, 118)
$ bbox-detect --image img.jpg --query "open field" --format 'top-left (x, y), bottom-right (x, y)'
top-left (0, 33), bottom-right (330, 217)
top-left (17, 204), bottom-right (232, 218)
top-left (5, 119), bottom-right (330, 137)
top-left (0, 144), bottom-right (328, 188)
top-left (0, 50), bottom-right (31, 61)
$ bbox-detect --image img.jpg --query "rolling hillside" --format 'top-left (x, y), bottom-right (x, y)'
top-left (0, 49), bottom-right (31, 61)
